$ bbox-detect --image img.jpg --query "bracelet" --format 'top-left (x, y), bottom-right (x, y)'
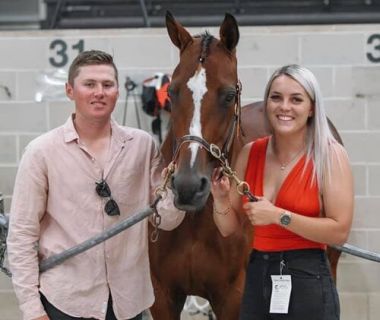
top-left (213, 201), bottom-right (231, 215)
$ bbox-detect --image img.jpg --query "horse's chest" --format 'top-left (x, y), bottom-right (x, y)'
top-left (182, 218), bottom-right (228, 266)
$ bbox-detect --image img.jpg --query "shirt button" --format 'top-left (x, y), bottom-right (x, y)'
top-left (263, 254), bottom-right (269, 260)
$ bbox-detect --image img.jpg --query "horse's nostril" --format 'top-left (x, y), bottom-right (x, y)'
top-left (199, 176), bottom-right (209, 193)
top-left (171, 175), bottom-right (178, 194)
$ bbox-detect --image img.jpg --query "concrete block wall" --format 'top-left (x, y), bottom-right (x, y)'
top-left (0, 23), bottom-right (379, 319)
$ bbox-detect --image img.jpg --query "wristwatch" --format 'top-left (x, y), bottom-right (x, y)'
top-left (280, 211), bottom-right (292, 226)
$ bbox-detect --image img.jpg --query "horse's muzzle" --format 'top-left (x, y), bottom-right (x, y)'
top-left (171, 172), bottom-right (210, 212)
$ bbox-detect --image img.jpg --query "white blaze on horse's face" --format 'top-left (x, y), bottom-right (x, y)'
top-left (186, 66), bottom-right (208, 167)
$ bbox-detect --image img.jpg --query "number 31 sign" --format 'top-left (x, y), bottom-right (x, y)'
top-left (49, 39), bottom-right (84, 67)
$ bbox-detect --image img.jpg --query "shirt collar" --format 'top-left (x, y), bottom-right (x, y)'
top-left (63, 114), bottom-right (134, 144)
top-left (63, 114), bottom-right (79, 143)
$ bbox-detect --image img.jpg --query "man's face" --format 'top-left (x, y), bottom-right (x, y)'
top-left (65, 64), bottom-right (119, 122)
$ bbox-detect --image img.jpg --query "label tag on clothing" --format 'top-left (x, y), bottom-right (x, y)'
top-left (269, 275), bottom-right (292, 314)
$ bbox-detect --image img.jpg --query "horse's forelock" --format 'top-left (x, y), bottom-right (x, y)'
top-left (192, 32), bottom-right (215, 61)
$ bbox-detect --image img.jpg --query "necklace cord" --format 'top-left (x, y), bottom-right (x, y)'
top-left (272, 139), bottom-right (305, 170)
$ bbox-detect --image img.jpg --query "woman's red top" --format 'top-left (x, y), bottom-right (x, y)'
top-left (244, 136), bottom-right (326, 251)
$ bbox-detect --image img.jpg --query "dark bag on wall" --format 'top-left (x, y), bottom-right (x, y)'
top-left (141, 85), bottom-right (157, 116)
top-left (141, 73), bottom-right (171, 116)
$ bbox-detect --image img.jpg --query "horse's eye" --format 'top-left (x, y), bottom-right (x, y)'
top-left (225, 92), bottom-right (236, 104)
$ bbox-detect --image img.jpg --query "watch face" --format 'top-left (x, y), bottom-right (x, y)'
top-left (280, 213), bottom-right (291, 226)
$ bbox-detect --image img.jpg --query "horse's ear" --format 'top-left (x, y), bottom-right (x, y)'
top-left (219, 13), bottom-right (239, 52)
top-left (165, 11), bottom-right (193, 51)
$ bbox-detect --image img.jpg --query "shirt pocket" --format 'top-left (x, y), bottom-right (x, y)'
top-left (112, 167), bottom-right (147, 213)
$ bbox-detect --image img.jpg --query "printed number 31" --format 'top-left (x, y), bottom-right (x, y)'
top-left (49, 39), bottom-right (84, 67)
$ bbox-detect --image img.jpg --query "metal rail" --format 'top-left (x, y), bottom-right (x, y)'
top-left (332, 244), bottom-right (380, 263)
top-left (0, 206), bottom-right (154, 275)
top-left (39, 206), bottom-right (154, 272)
top-left (0, 192), bottom-right (380, 277)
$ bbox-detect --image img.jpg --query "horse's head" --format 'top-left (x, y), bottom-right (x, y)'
top-left (163, 12), bottom-right (240, 212)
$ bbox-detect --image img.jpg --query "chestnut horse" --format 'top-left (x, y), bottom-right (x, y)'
top-left (149, 12), bottom-right (341, 319)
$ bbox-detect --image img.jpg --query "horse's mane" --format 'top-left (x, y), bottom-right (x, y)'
top-left (194, 31), bottom-right (215, 60)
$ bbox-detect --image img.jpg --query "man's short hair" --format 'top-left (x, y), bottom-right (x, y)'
top-left (68, 50), bottom-right (119, 85)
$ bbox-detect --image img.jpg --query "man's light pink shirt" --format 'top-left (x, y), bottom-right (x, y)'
top-left (7, 116), bottom-right (185, 320)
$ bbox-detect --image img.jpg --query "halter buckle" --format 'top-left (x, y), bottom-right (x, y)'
top-left (209, 143), bottom-right (222, 159)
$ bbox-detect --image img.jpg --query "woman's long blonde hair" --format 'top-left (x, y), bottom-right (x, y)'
top-left (263, 64), bottom-right (337, 187)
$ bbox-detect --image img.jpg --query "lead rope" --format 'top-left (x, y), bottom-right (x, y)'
top-left (209, 144), bottom-right (258, 202)
top-left (150, 162), bottom-right (176, 242)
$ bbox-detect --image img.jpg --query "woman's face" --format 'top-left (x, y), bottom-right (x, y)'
top-left (266, 74), bottom-right (313, 137)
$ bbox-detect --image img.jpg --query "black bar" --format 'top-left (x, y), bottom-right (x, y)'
top-left (0, 193), bottom-right (4, 214)
top-left (139, 0), bottom-right (151, 27)
top-left (50, 0), bottom-right (65, 29)
top-left (54, 12), bottom-right (380, 28)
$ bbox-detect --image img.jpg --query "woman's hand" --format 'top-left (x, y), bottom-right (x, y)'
top-left (243, 196), bottom-right (280, 226)
top-left (210, 167), bottom-right (230, 202)
top-left (211, 167), bottom-right (240, 237)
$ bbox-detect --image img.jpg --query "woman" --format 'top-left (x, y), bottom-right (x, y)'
top-left (211, 64), bottom-right (353, 320)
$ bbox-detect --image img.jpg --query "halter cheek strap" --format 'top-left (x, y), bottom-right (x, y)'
top-left (224, 80), bottom-right (242, 154)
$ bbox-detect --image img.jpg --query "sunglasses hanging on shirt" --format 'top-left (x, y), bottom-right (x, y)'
top-left (95, 179), bottom-right (120, 216)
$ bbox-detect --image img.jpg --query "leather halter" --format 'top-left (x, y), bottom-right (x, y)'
top-left (171, 80), bottom-right (242, 165)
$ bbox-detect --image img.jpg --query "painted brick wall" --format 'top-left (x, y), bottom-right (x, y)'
top-left (0, 24), bottom-right (379, 320)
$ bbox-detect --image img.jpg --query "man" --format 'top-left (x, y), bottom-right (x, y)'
top-left (7, 50), bottom-right (185, 320)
